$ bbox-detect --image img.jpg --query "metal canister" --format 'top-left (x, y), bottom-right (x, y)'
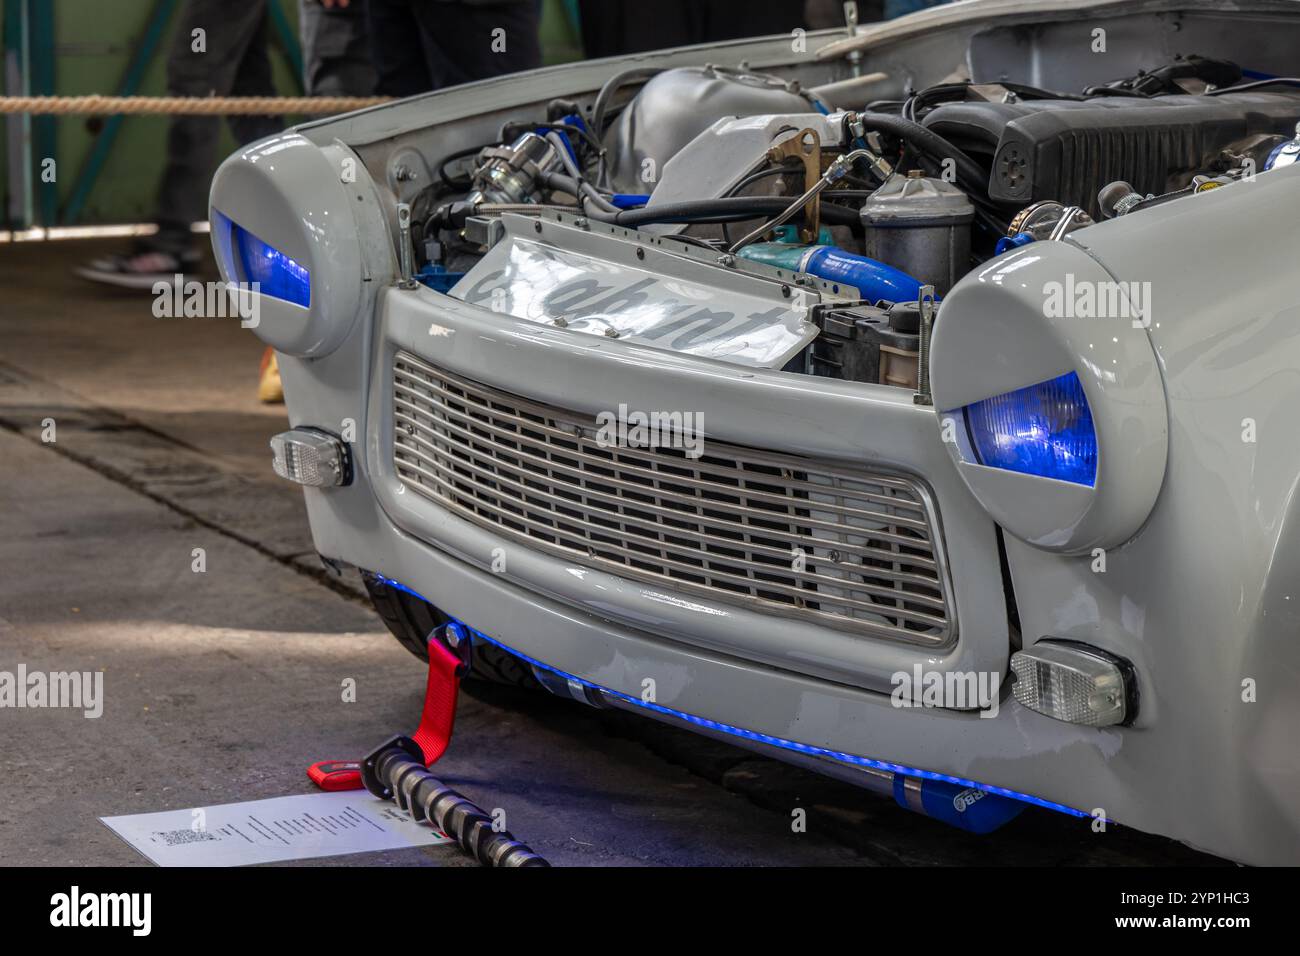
top-left (860, 172), bottom-right (974, 295)
top-left (466, 131), bottom-right (560, 206)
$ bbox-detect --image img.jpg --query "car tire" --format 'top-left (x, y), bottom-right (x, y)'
top-left (361, 571), bottom-right (540, 689)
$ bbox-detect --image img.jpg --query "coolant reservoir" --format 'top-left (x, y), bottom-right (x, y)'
top-left (861, 172), bottom-right (974, 295)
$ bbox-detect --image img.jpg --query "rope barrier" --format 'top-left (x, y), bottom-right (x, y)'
top-left (0, 95), bottom-right (393, 115)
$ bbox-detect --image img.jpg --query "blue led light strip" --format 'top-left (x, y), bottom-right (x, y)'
top-left (375, 574), bottom-right (1089, 820)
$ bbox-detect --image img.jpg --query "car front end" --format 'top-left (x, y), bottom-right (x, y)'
top-left (209, 0), bottom-right (1300, 864)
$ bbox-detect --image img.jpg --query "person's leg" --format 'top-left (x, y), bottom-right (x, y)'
top-left (78, 0), bottom-right (276, 287)
top-left (575, 0), bottom-right (622, 59)
top-left (367, 0), bottom-right (434, 97)
top-left (227, 9), bottom-right (283, 144)
top-left (699, 0), bottom-right (805, 42)
top-left (152, 0), bottom-right (274, 255)
top-left (576, 0), bottom-right (696, 57)
top-left (300, 0), bottom-right (377, 96)
top-left (412, 0), bottom-right (541, 90)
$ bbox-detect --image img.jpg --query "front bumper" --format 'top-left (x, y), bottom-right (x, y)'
top-left (278, 282), bottom-right (1300, 866)
top-left (364, 285), bottom-right (1012, 695)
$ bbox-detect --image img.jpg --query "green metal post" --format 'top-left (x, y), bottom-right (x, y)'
top-left (267, 0), bottom-right (303, 94)
top-left (28, 0), bottom-right (56, 226)
top-left (60, 0), bottom-right (179, 225)
top-left (3, 0), bottom-right (34, 229)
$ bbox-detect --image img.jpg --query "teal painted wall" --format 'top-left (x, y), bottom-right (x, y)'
top-left (2, 0), bottom-right (582, 229)
top-left (2, 0), bottom-right (304, 227)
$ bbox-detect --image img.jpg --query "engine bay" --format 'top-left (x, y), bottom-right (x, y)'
top-left (404, 54), bottom-right (1300, 389)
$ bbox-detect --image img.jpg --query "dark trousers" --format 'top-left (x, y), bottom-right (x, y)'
top-left (366, 0), bottom-right (542, 98)
top-left (151, 0), bottom-right (282, 254)
top-left (300, 0), bottom-right (377, 96)
top-left (577, 0), bottom-right (807, 58)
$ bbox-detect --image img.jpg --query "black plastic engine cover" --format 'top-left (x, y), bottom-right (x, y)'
top-left (923, 90), bottom-right (1300, 216)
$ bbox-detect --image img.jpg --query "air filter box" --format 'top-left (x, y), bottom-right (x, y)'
top-left (922, 90), bottom-right (1300, 216)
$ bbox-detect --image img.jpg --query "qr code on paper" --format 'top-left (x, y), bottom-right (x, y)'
top-left (154, 828), bottom-right (218, 847)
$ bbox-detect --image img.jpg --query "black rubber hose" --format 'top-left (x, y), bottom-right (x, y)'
top-left (537, 169), bottom-right (621, 215)
top-left (438, 194), bottom-right (860, 232)
top-left (1206, 76), bottom-right (1300, 95)
top-left (852, 112), bottom-right (989, 195)
top-left (590, 67), bottom-right (662, 143)
top-left (608, 196), bottom-right (863, 228)
top-left (438, 142), bottom-right (492, 189)
top-left (723, 161), bottom-right (802, 197)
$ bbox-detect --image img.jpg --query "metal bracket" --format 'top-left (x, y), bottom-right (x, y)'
top-left (396, 202), bottom-right (418, 288)
top-left (767, 127), bottom-right (822, 243)
top-left (436, 621), bottom-right (474, 678)
top-left (914, 285), bottom-right (937, 406)
top-left (843, 2), bottom-right (863, 77)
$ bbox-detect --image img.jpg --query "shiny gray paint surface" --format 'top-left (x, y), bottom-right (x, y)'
top-left (643, 111), bottom-right (847, 222)
top-left (605, 65), bottom-right (811, 194)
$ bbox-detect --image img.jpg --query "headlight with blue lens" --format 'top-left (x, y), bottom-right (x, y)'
top-left (929, 242), bottom-right (1166, 552)
top-left (213, 210), bottom-right (311, 308)
top-left (964, 372), bottom-right (1098, 487)
top-left (209, 137), bottom-right (365, 358)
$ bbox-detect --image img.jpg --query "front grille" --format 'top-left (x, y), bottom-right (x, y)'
top-left (391, 352), bottom-right (954, 646)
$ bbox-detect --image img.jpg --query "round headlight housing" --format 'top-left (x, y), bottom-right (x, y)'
top-left (929, 241), bottom-right (1167, 554)
top-left (208, 134), bottom-right (364, 357)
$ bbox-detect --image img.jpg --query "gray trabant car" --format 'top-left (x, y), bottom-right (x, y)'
top-left (209, 0), bottom-right (1300, 864)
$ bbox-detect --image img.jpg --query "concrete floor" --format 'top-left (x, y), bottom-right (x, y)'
top-left (0, 239), bottom-right (1226, 866)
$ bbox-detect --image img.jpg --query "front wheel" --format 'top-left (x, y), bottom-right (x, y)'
top-left (360, 571), bottom-right (540, 689)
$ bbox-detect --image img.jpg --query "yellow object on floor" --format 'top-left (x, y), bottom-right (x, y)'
top-left (259, 348), bottom-right (283, 404)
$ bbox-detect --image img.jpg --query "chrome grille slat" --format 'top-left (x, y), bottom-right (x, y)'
top-left (396, 431), bottom-right (945, 597)
top-left (399, 465), bottom-right (948, 628)
top-left (391, 352), bottom-right (955, 647)
top-left (394, 382), bottom-right (931, 530)
top-left (393, 405), bottom-right (940, 568)
top-left (394, 376), bottom-right (928, 513)
top-left (394, 450), bottom-right (948, 622)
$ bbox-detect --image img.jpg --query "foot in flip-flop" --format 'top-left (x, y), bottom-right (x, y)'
top-left (75, 249), bottom-right (200, 290)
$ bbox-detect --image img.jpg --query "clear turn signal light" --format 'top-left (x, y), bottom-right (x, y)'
top-left (1010, 640), bottom-right (1135, 727)
top-left (270, 428), bottom-right (350, 487)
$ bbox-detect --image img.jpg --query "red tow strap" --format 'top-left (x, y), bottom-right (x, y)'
top-left (409, 637), bottom-right (464, 765)
top-left (307, 634), bottom-right (464, 791)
